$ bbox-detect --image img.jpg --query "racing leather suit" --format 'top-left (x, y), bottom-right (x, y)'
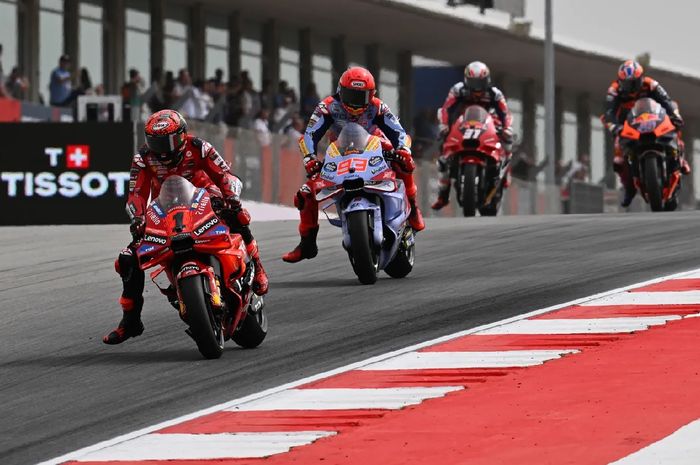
top-left (603, 76), bottom-right (687, 194)
top-left (105, 135), bottom-right (268, 344)
top-left (292, 94), bottom-right (423, 240)
top-left (434, 83), bottom-right (514, 201)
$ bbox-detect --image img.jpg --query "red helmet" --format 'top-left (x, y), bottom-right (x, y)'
top-left (464, 61), bottom-right (491, 94)
top-left (338, 67), bottom-right (376, 115)
top-left (617, 60), bottom-right (644, 95)
top-left (144, 109), bottom-right (188, 165)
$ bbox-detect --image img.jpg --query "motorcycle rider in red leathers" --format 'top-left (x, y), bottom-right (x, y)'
top-left (103, 110), bottom-right (269, 345)
top-left (603, 60), bottom-right (689, 207)
top-left (431, 61), bottom-right (514, 210)
top-left (282, 66), bottom-right (425, 263)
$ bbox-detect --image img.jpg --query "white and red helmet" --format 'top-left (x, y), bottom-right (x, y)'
top-left (464, 61), bottom-right (491, 94)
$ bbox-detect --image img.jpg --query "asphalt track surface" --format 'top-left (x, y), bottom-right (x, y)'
top-left (2, 212), bottom-right (700, 464)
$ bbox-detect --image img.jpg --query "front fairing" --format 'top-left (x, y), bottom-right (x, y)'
top-left (137, 187), bottom-right (232, 270)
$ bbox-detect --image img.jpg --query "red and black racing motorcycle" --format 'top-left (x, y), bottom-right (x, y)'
top-left (136, 175), bottom-right (267, 359)
top-left (619, 98), bottom-right (682, 211)
top-left (443, 105), bottom-right (509, 217)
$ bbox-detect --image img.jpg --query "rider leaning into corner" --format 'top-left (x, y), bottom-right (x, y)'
top-left (431, 61), bottom-right (514, 210)
top-left (282, 66), bottom-right (425, 264)
top-left (603, 59), bottom-right (690, 207)
top-left (103, 109), bottom-right (269, 345)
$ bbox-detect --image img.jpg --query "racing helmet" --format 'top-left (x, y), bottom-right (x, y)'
top-left (337, 66), bottom-right (376, 116)
top-left (144, 109), bottom-right (188, 166)
top-left (464, 61), bottom-right (491, 94)
top-left (617, 60), bottom-right (644, 95)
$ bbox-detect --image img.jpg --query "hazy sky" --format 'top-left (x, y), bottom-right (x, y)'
top-left (523, 0), bottom-right (699, 75)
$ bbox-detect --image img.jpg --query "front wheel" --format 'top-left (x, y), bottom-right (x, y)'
top-left (346, 210), bottom-right (378, 284)
top-left (643, 156), bottom-right (663, 212)
top-left (179, 275), bottom-right (224, 359)
top-left (460, 164), bottom-right (477, 217)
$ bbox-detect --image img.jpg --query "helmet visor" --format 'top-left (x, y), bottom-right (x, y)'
top-left (620, 78), bottom-right (642, 94)
top-left (340, 87), bottom-right (370, 109)
top-left (146, 132), bottom-right (185, 154)
top-left (466, 77), bottom-right (489, 93)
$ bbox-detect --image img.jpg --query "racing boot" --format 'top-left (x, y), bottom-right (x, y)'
top-left (431, 188), bottom-right (450, 210)
top-left (621, 186), bottom-right (637, 208)
top-left (681, 158), bottom-right (691, 175)
top-left (408, 196), bottom-right (425, 231)
top-left (246, 240), bottom-right (269, 295)
top-left (282, 227), bottom-right (319, 263)
top-left (103, 296), bottom-right (144, 344)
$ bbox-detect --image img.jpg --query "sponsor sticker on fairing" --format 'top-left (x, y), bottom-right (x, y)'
top-left (193, 216), bottom-right (219, 236)
top-left (369, 156), bottom-right (383, 166)
top-left (143, 234), bottom-right (167, 245)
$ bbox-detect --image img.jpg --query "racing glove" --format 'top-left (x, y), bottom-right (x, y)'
top-left (129, 216), bottom-right (145, 241)
top-left (670, 110), bottom-right (684, 129)
top-left (303, 154), bottom-right (323, 177)
top-left (388, 148), bottom-right (416, 173)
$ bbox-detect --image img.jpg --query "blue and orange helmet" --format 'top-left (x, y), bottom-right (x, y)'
top-left (617, 60), bottom-right (644, 94)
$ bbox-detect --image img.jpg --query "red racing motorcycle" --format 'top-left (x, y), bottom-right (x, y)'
top-left (619, 98), bottom-right (682, 211)
top-left (136, 175), bottom-right (267, 359)
top-left (443, 105), bottom-right (509, 216)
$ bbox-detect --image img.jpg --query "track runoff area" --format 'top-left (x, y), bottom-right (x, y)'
top-left (43, 268), bottom-right (700, 465)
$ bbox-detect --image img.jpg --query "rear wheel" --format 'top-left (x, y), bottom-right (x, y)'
top-left (179, 275), bottom-right (224, 359)
top-left (347, 211), bottom-right (377, 284)
top-left (232, 294), bottom-right (267, 348)
top-left (643, 156), bottom-right (663, 212)
top-left (460, 164), bottom-right (477, 217)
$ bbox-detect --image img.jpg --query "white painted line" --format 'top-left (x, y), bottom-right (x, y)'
top-left (38, 267), bottom-right (700, 465)
top-left (582, 291), bottom-right (700, 306)
top-left (608, 419), bottom-right (700, 465)
top-left (226, 387), bottom-right (462, 411)
top-left (674, 270), bottom-right (700, 279)
top-left (359, 350), bottom-right (578, 370)
top-left (72, 431), bottom-right (336, 461)
top-left (477, 316), bottom-right (681, 335)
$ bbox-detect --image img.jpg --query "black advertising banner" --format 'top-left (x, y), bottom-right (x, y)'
top-left (0, 123), bottom-right (135, 225)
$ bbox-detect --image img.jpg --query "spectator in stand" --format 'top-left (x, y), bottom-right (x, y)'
top-left (272, 91), bottom-right (294, 132)
top-left (224, 75), bottom-right (243, 127)
top-left (283, 112), bottom-right (305, 147)
top-left (253, 108), bottom-right (271, 147)
top-left (301, 82), bottom-right (319, 120)
top-left (122, 68), bottom-right (145, 120)
top-left (5, 66), bottom-right (29, 100)
top-left (49, 54), bottom-right (79, 107)
top-left (260, 78), bottom-right (274, 111)
top-left (180, 79), bottom-right (213, 120)
top-left (79, 68), bottom-right (94, 94)
top-left (162, 71), bottom-right (176, 108)
top-left (511, 151), bottom-right (548, 183)
top-left (174, 68), bottom-right (192, 100)
top-left (213, 68), bottom-right (224, 86)
top-left (146, 66), bottom-right (165, 112)
top-left (240, 71), bottom-right (260, 129)
top-left (274, 80), bottom-right (290, 108)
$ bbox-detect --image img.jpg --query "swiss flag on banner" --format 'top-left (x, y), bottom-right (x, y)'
top-left (66, 145), bottom-right (90, 169)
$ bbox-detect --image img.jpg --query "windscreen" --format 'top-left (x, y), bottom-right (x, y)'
top-left (156, 175), bottom-right (196, 210)
top-left (631, 98), bottom-right (662, 118)
top-left (463, 105), bottom-right (489, 123)
top-left (335, 123), bottom-right (371, 153)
